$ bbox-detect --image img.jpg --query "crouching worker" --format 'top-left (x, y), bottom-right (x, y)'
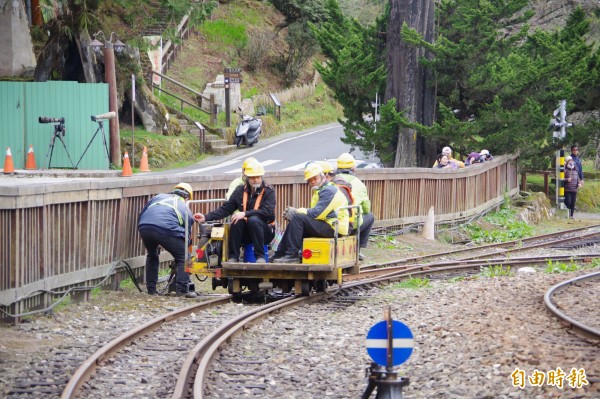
top-left (138, 182), bottom-right (199, 298)
top-left (271, 162), bottom-right (349, 263)
top-left (194, 160), bottom-right (275, 263)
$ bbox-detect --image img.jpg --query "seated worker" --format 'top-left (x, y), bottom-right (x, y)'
top-left (194, 160), bottom-right (275, 263)
top-left (138, 182), bottom-right (199, 298)
top-left (434, 153), bottom-right (458, 169)
top-left (432, 146), bottom-right (465, 168)
top-left (335, 153), bottom-right (375, 260)
top-left (226, 157), bottom-right (257, 200)
top-left (271, 162), bottom-right (349, 263)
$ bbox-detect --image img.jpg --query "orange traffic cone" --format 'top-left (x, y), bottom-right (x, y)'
top-left (139, 146), bottom-right (151, 172)
top-left (3, 147), bottom-right (15, 174)
top-left (25, 144), bottom-right (37, 170)
top-left (121, 151), bottom-right (132, 177)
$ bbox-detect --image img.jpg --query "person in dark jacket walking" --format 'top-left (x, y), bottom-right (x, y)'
top-left (138, 182), bottom-right (199, 298)
top-left (564, 156), bottom-right (581, 219)
top-left (569, 145), bottom-right (584, 187)
top-left (194, 160), bottom-right (276, 263)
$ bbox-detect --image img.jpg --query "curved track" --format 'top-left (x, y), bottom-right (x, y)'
top-left (544, 271), bottom-right (600, 340)
top-left (60, 226), bottom-right (600, 398)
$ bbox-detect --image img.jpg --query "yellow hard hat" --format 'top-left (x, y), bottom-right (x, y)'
top-left (174, 182), bottom-right (193, 200)
top-left (304, 162), bottom-right (324, 180)
top-left (242, 157), bottom-right (257, 171)
top-left (316, 160), bottom-right (333, 174)
top-left (337, 152), bottom-right (355, 169)
top-left (244, 160), bottom-right (265, 177)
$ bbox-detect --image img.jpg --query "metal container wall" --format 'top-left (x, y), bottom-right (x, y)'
top-left (0, 81), bottom-right (110, 170)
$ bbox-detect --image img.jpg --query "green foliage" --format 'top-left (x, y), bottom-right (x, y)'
top-left (544, 259), bottom-right (580, 274)
top-left (392, 277), bottom-right (430, 289)
top-left (312, 0), bottom-right (405, 162)
top-left (316, 0), bottom-right (599, 166)
top-left (270, 0), bottom-right (328, 26)
top-left (371, 235), bottom-right (414, 251)
top-left (461, 206), bottom-right (534, 244)
top-left (200, 20), bottom-right (247, 48)
top-left (405, 3), bottom-right (600, 166)
top-left (479, 265), bottom-right (512, 277)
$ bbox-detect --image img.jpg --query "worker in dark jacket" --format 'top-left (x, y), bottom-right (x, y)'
top-left (569, 145), bottom-right (584, 186)
top-left (194, 160), bottom-right (276, 263)
top-left (138, 182), bottom-right (198, 298)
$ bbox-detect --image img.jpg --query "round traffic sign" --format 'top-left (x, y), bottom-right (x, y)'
top-left (366, 320), bottom-right (414, 367)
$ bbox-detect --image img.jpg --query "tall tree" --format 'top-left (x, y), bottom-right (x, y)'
top-left (385, 0), bottom-right (436, 167)
top-left (403, 2), bottom-right (600, 169)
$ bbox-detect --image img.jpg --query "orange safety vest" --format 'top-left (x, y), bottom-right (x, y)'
top-left (242, 188), bottom-right (275, 226)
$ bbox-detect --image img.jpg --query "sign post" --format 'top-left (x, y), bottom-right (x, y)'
top-left (362, 306), bottom-right (412, 398)
top-left (224, 67), bottom-right (243, 128)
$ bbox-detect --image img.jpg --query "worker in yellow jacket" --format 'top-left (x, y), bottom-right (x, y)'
top-left (271, 162), bottom-right (349, 263)
top-left (336, 153), bottom-right (375, 260)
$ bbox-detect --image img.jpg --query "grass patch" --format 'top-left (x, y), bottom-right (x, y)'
top-left (479, 265), bottom-right (512, 277)
top-left (371, 235), bottom-right (413, 251)
top-left (391, 277), bottom-right (430, 289)
top-left (200, 20), bottom-right (247, 48)
top-left (542, 258), bottom-right (599, 274)
top-left (461, 206), bottom-right (534, 244)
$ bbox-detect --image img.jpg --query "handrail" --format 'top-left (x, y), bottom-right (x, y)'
top-left (151, 71), bottom-right (217, 125)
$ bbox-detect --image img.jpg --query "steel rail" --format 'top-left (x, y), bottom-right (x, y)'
top-left (361, 224), bottom-right (600, 271)
top-left (184, 295), bottom-right (324, 399)
top-left (544, 271), bottom-right (600, 341)
top-left (60, 295), bottom-right (232, 399)
top-left (355, 254), bottom-right (600, 280)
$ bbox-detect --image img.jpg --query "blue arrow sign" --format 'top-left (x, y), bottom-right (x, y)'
top-left (366, 320), bottom-right (414, 367)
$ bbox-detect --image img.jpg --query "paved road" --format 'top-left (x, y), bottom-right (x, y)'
top-left (153, 123), bottom-right (379, 176)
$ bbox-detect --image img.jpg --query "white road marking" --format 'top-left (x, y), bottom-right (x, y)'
top-left (223, 159), bottom-right (282, 174)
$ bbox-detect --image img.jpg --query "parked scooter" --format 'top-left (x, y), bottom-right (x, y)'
top-left (234, 114), bottom-right (262, 148)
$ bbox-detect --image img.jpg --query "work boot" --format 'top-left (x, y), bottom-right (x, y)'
top-left (228, 254), bottom-right (239, 262)
top-left (358, 251), bottom-right (366, 261)
top-left (255, 257), bottom-right (267, 263)
top-left (176, 291), bottom-right (198, 299)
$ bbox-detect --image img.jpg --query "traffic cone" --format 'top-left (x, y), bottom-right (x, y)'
top-left (139, 146), bottom-right (151, 172)
top-left (25, 144), bottom-right (37, 170)
top-left (121, 151), bottom-right (132, 177)
top-left (3, 147), bottom-right (15, 174)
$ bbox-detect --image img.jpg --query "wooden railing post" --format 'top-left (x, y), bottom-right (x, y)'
top-left (520, 172), bottom-right (527, 191)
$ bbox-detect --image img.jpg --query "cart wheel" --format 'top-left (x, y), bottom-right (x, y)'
top-left (314, 280), bottom-right (327, 293)
top-left (301, 281), bottom-right (310, 296)
top-left (227, 278), bottom-right (235, 295)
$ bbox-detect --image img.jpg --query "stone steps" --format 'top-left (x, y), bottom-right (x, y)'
top-left (178, 118), bottom-right (236, 155)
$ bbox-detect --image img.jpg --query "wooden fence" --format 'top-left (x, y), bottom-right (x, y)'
top-left (0, 155), bottom-right (518, 320)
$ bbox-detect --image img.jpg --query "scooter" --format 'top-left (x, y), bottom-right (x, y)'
top-left (234, 114), bottom-right (262, 148)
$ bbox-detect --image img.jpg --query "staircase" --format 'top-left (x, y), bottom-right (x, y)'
top-left (177, 117), bottom-right (236, 155)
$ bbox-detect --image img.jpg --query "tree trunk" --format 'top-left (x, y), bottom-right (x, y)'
top-left (385, 0), bottom-right (436, 167)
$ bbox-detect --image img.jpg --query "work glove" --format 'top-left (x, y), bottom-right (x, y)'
top-left (283, 206), bottom-right (297, 221)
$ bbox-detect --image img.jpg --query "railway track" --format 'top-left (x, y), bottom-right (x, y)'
top-left (544, 271), bottom-right (600, 341)
top-left (361, 224), bottom-right (600, 272)
top-left (56, 227), bottom-right (600, 399)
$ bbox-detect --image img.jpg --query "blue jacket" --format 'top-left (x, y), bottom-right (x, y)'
top-left (138, 193), bottom-right (194, 240)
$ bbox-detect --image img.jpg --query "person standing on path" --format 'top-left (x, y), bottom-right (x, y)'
top-left (564, 156), bottom-right (581, 219)
top-left (569, 145), bottom-right (584, 187)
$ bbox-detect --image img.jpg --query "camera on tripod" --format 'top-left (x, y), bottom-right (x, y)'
top-left (39, 116), bottom-right (66, 137)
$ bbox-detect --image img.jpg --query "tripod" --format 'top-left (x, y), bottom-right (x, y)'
top-left (75, 120), bottom-right (110, 169)
top-left (45, 123), bottom-right (76, 169)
